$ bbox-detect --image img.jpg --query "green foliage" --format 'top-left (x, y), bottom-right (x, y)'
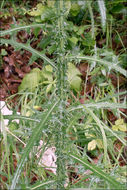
top-left (68, 62), bottom-right (82, 92)
top-left (112, 119), bottom-right (127, 132)
top-left (82, 32), bottom-right (95, 47)
top-left (70, 153), bottom-right (126, 189)
top-left (70, 3), bottom-right (80, 17)
top-left (18, 62), bottom-right (83, 94)
top-left (0, 0), bottom-right (127, 189)
top-left (18, 68), bottom-right (42, 92)
top-left (28, 3), bottom-right (46, 17)
top-left (10, 101), bottom-right (58, 190)
top-left (1, 49), bottom-right (7, 56)
top-left (97, 0), bottom-right (106, 31)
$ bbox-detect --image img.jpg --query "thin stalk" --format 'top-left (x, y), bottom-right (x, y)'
top-left (55, 0), bottom-right (67, 188)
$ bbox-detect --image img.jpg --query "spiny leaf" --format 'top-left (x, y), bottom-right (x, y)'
top-left (97, 0), bottom-right (106, 31)
top-left (10, 101), bottom-right (59, 190)
top-left (0, 24), bottom-right (47, 36)
top-left (70, 153), bottom-right (125, 189)
top-left (0, 38), bottom-right (57, 70)
top-left (69, 103), bottom-right (126, 145)
top-left (68, 55), bottom-right (127, 77)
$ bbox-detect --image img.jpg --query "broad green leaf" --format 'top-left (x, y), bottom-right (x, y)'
top-left (68, 62), bottom-right (82, 92)
top-left (112, 119), bottom-right (127, 132)
top-left (70, 76), bottom-right (82, 92)
top-left (45, 65), bottom-right (53, 72)
top-left (42, 65), bottom-right (53, 82)
top-left (70, 153), bottom-right (125, 189)
top-left (70, 3), bottom-right (80, 16)
top-left (77, 26), bottom-right (85, 35)
top-left (96, 139), bottom-right (103, 149)
top-left (18, 68), bottom-right (42, 92)
top-left (68, 62), bottom-right (81, 79)
top-left (41, 7), bottom-right (55, 21)
top-left (1, 49), bottom-right (7, 56)
top-left (33, 27), bottom-right (41, 37)
top-left (82, 32), bottom-right (95, 47)
top-left (28, 4), bottom-right (45, 16)
top-left (111, 4), bottom-right (125, 13)
top-left (68, 36), bottom-right (78, 45)
top-left (115, 119), bottom-right (125, 125)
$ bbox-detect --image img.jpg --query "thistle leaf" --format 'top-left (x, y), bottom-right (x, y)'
top-left (97, 0), bottom-right (106, 31)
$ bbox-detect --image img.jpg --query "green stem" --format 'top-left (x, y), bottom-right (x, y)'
top-left (55, 0), bottom-right (67, 188)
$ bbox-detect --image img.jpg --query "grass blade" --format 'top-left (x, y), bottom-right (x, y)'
top-left (10, 101), bottom-right (58, 190)
top-left (30, 180), bottom-right (55, 190)
top-left (82, 106), bottom-right (108, 166)
top-left (69, 104), bottom-right (126, 145)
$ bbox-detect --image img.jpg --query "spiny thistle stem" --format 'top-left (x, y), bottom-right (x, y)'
top-left (54, 0), bottom-right (68, 188)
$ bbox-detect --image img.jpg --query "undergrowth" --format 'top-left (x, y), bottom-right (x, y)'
top-left (0, 0), bottom-right (127, 189)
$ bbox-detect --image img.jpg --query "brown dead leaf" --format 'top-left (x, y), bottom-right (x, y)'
top-left (4, 65), bottom-right (11, 78)
top-left (15, 67), bottom-right (25, 78)
top-left (109, 73), bottom-right (127, 87)
top-left (78, 62), bottom-right (88, 78)
top-left (21, 65), bottom-right (31, 73)
top-left (0, 87), bottom-right (8, 100)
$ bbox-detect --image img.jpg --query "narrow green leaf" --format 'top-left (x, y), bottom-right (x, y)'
top-left (10, 101), bottom-right (58, 190)
top-left (0, 39), bottom-right (57, 70)
top-left (68, 55), bottom-right (127, 77)
top-left (70, 153), bottom-right (125, 189)
top-left (68, 104), bottom-right (126, 145)
top-left (83, 106), bottom-right (108, 165)
top-left (73, 102), bottom-right (127, 110)
top-left (97, 0), bottom-right (106, 31)
top-left (0, 24), bottom-right (49, 36)
top-left (30, 180), bottom-right (55, 190)
top-left (4, 115), bottom-right (40, 123)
